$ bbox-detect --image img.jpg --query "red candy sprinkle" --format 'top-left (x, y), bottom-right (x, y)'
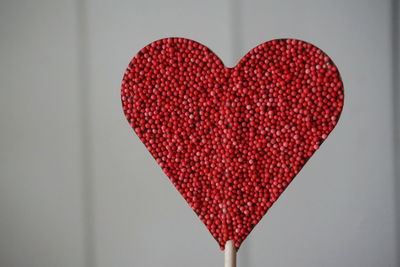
top-left (121, 38), bottom-right (344, 250)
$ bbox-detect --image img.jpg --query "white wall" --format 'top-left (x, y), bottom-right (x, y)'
top-left (0, 1), bottom-right (85, 267)
top-left (0, 0), bottom-right (398, 267)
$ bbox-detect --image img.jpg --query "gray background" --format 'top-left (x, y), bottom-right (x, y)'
top-left (0, 0), bottom-right (399, 266)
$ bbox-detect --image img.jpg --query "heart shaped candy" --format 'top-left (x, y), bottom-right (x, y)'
top-left (121, 38), bottom-right (344, 249)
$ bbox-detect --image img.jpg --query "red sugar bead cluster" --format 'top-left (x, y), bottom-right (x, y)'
top-left (121, 38), bottom-right (344, 249)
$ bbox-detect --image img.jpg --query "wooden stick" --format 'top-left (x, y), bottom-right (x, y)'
top-left (224, 240), bottom-right (236, 267)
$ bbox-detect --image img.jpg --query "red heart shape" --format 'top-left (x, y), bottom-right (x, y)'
top-left (121, 38), bottom-right (344, 249)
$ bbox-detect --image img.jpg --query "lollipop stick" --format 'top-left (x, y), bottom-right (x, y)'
top-left (224, 240), bottom-right (236, 267)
